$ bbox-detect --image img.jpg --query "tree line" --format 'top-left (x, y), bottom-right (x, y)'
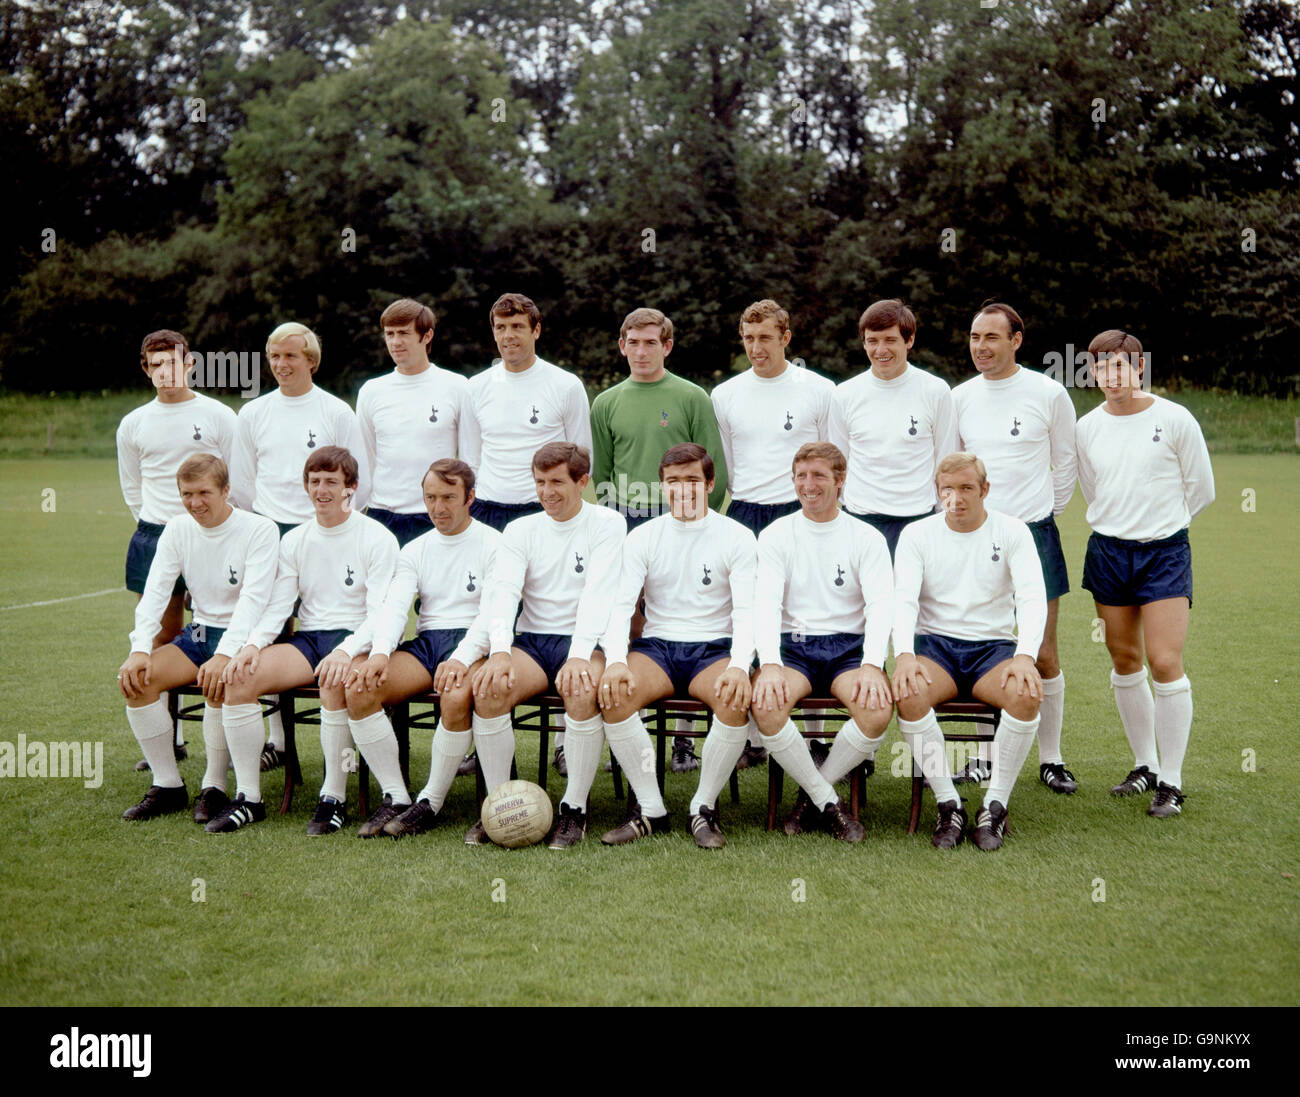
top-left (4, 0), bottom-right (1297, 396)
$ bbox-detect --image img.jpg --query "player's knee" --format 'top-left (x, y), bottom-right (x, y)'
top-left (855, 705), bottom-right (892, 737)
top-left (715, 700), bottom-right (748, 727)
top-left (564, 695), bottom-right (599, 721)
top-left (1003, 693), bottom-right (1041, 722)
top-left (224, 683), bottom-right (257, 706)
top-left (440, 685), bottom-right (472, 724)
top-left (345, 688), bottom-right (379, 719)
top-left (895, 693), bottom-right (928, 722)
top-left (474, 694), bottom-right (510, 719)
top-left (318, 684), bottom-right (346, 711)
top-left (601, 698), bottom-right (637, 725)
top-left (752, 708), bottom-right (786, 736)
top-left (1147, 652), bottom-right (1184, 682)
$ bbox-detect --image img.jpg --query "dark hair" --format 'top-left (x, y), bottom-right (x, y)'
top-left (1087, 329), bottom-right (1143, 358)
top-left (739, 299), bottom-right (790, 336)
top-left (659, 442), bottom-right (715, 482)
top-left (302, 445), bottom-right (359, 489)
top-left (490, 292), bottom-right (542, 330)
top-left (859, 299), bottom-right (916, 341)
top-left (140, 329), bottom-right (190, 373)
top-left (381, 298), bottom-right (436, 341)
top-left (424, 458), bottom-right (476, 502)
top-left (973, 300), bottom-right (1025, 338)
top-left (531, 441), bottom-right (590, 481)
top-left (792, 441), bottom-right (846, 479)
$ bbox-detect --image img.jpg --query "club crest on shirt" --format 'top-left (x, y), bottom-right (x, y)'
top-left (1152, 425), bottom-right (1163, 443)
top-left (574, 552), bottom-right (584, 573)
top-left (466, 571), bottom-right (476, 592)
top-left (834, 565), bottom-right (845, 587)
top-left (660, 410), bottom-right (669, 428)
top-left (193, 425), bottom-right (202, 441)
top-left (701, 564), bottom-right (712, 586)
top-left (784, 412), bottom-right (793, 431)
top-left (529, 405), bottom-right (540, 424)
top-left (307, 429), bottom-right (317, 448)
top-left (429, 405), bottom-right (438, 423)
top-left (344, 566), bottom-right (354, 587)
top-left (1010, 417), bottom-right (1021, 437)
top-left (991, 543), bottom-right (1001, 562)
top-left (907, 415), bottom-right (918, 436)
top-left (227, 566), bottom-right (239, 586)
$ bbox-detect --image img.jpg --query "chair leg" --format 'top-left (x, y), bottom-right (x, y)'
top-left (908, 770), bottom-right (923, 835)
top-left (279, 697), bottom-right (298, 816)
top-left (358, 757), bottom-right (370, 819)
top-left (729, 767), bottom-right (740, 804)
top-left (766, 760), bottom-right (779, 831)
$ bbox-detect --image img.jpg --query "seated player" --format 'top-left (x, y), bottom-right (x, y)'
top-left (750, 442), bottom-right (894, 842)
top-left (1077, 331), bottom-right (1214, 818)
top-left (468, 442), bottom-right (626, 847)
top-left (343, 459), bottom-right (500, 838)
top-left (891, 452), bottom-right (1047, 851)
top-left (597, 443), bottom-right (757, 850)
top-left (221, 446), bottom-right (398, 835)
top-left (116, 455), bottom-right (278, 823)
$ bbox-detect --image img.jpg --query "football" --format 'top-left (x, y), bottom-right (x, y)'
top-left (480, 780), bottom-right (554, 848)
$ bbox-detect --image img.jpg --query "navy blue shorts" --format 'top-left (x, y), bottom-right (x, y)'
top-left (631, 636), bottom-right (731, 695)
top-left (170, 622), bottom-right (226, 667)
top-left (846, 509), bottom-right (933, 561)
top-left (367, 506), bottom-right (434, 547)
top-left (288, 628), bottom-right (352, 668)
top-left (125, 521), bottom-right (186, 597)
top-left (1083, 530), bottom-right (1192, 607)
top-left (1027, 515), bottom-right (1070, 601)
top-left (780, 632), bottom-right (865, 696)
top-left (514, 632), bottom-right (575, 689)
top-left (396, 628), bottom-right (469, 678)
top-left (726, 499), bottom-right (802, 537)
top-left (915, 634), bottom-right (1017, 697)
top-left (470, 498), bottom-right (544, 533)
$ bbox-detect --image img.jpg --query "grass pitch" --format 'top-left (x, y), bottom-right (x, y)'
top-left (0, 455), bottom-right (1297, 1006)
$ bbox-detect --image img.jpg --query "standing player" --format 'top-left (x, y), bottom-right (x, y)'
top-left (116, 455), bottom-right (278, 824)
top-left (590, 306), bottom-right (729, 774)
top-left (829, 299), bottom-right (959, 558)
top-left (713, 299), bottom-right (836, 769)
top-left (118, 329), bottom-right (238, 766)
top-left (892, 453), bottom-right (1047, 851)
top-left (954, 301), bottom-right (1079, 793)
top-left (342, 459), bottom-right (500, 838)
top-left (597, 443), bottom-right (757, 850)
top-left (468, 442), bottom-right (625, 848)
top-left (221, 447), bottom-right (399, 835)
top-left (750, 442), bottom-right (894, 841)
top-left (357, 298), bottom-right (478, 547)
top-left (1077, 331), bottom-right (1214, 818)
top-left (229, 322), bottom-right (370, 770)
top-left (460, 293), bottom-right (592, 776)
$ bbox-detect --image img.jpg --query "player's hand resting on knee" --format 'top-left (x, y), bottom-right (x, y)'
top-left (751, 665), bottom-right (789, 712)
top-left (714, 666), bottom-right (752, 710)
top-left (849, 663), bottom-right (892, 710)
top-left (223, 644), bottom-right (261, 685)
top-left (351, 653), bottom-right (389, 692)
top-left (1000, 654), bottom-right (1042, 699)
top-left (117, 653), bottom-right (151, 700)
top-left (598, 663), bottom-right (635, 711)
top-left (315, 648), bottom-right (352, 690)
top-left (433, 658), bottom-right (468, 695)
top-left (196, 654), bottom-right (230, 703)
top-left (556, 657), bottom-right (596, 698)
top-left (891, 653), bottom-right (931, 702)
top-left (474, 652), bottom-right (515, 700)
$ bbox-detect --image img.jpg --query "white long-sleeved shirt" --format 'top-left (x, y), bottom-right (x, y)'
top-left (483, 502), bottom-right (625, 660)
top-left (1076, 395), bottom-right (1215, 541)
top-left (893, 511), bottom-right (1046, 660)
top-left (953, 366), bottom-right (1077, 520)
top-left (246, 511), bottom-right (399, 655)
top-left (129, 508), bottom-right (279, 657)
top-left (463, 357), bottom-right (592, 504)
top-left (603, 510), bottom-right (757, 672)
top-left (711, 363), bottom-right (834, 504)
top-left (364, 519), bottom-right (501, 662)
top-left (754, 511), bottom-right (893, 669)
top-left (229, 386), bottom-right (371, 523)
top-left (355, 365), bottom-right (479, 513)
top-left (828, 364), bottom-right (960, 516)
top-left (116, 392), bottom-right (238, 523)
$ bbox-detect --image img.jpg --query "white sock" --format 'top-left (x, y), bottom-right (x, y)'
top-left (689, 717), bottom-right (748, 814)
top-left (899, 710), bottom-right (957, 805)
top-left (419, 724), bottom-right (471, 811)
top-left (319, 707), bottom-right (353, 802)
top-left (127, 700), bottom-right (183, 788)
top-left (266, 703), bottom-right (286, 751)
top-left (1037, 672), bottom-right (1065, 765)
top-left (675, 716), bottom-right (695, 739)
top-left (349, 710), bottom-right (410, 804)
top-left (221, 701), bottom-right (265, 802)
top-left (804, 715), bottom-right (824, 741)
top-left (200, 703), bottom-right (229, 791)
top-left (555, 731), bottom-right (565, 750)
top-left (747, 718), bottom-right (764, 749)
top-left (821, 718), bottom-right (882, 785)
top-left (472, 712), bottom-right (515, 792)
top-left (985, 710), bottom-right (1039, 808)
top-left (976, 732), bottom-right (993, 765)
top-left (766, 720), bottom-right (835, 808)
top-left (1152, 676), bottom-right (1193, 790)
top-left (605, 712), bottom-right (667, 817)
top-left (1111, 668), bottom-right (1158, 773)
top-left (560, 712), bottom-right (604, 811)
